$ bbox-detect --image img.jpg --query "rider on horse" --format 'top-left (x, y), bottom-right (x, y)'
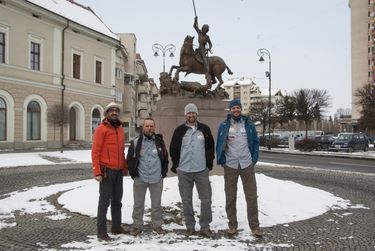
top-left (193, 16), bottom-right (212, 86)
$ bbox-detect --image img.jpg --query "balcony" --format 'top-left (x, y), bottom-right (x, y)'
top-left (137, 85), bottom-right (150, 94)
top-left (137, 102), bottom-right (148, 111)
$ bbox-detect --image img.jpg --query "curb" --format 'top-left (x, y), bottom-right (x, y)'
top-left (260, 147), bottom-right (375, 160)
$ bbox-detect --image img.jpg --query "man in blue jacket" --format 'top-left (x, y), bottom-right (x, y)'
top-left (216, 99), bottom-right (262, 238)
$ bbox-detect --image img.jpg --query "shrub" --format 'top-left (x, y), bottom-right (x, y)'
top-left (295, 138), bottom-right (317, 152)
top-left (259, 136), bottom-right (281, 148)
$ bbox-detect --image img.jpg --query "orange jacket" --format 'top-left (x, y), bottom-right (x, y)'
top-left (92, 118), bottom-right (128, 177)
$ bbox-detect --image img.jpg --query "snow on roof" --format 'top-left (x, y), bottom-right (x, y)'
top-left (223, 77), bottom-right (286, 96)
top-left (222, 77), bottom-right (255, 87)
top-left (259, 87), bottom-right (286, 96)
top-left (26, 0), bottom-right (117, 40)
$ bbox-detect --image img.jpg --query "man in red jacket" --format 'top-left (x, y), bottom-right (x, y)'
top-left (92, 102), bottom-right (128, 241)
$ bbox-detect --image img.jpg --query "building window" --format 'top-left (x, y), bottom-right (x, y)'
top-left (73, 53), bottom-right (81, 79)
top-left (0, 97), bottom-right (6, 140)
top-left (233, 86), bottom-right (241, 100)
top-left (92, 108), bottom-right (101, 134)
top-left (95, 60), bottom-right (102, 83)
top-left (115, 67), bottom-right (122, 79)
top-left (27, 101), bottom-right (41, 140)
top-left (0, 32), bottom-right (5, 63)
top-left (30, 42), bottom-right (40, 70)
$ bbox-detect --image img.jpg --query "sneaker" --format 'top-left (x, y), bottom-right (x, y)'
top-left (184, 228), bottom-right (195, 237)
top-left (200, 228), bottom-right (213, 238)
top-left (130, 227), bottom-right (143, 236)
top-left (251, 227), bottom-right (263, 238)
top-left (227, 226), bottom-right (237, 235)
top-left (153, 226), bottom-right (165, 234)
top-left (111, 226), bottom-right (129, 235)
top-left (97, 233), bottom-right (112, 241)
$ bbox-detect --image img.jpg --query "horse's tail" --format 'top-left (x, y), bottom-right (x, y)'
top-left (226, 66), bottom-right (233, 75)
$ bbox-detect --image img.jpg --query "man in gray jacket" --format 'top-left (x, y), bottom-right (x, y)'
top-left (169, 103), bottom-right (215, 238)
top-left (127, 118), bottom-right (168, 236)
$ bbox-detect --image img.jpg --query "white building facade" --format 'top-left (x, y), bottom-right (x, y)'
top-left (222, 77), bottom-right (284, 114)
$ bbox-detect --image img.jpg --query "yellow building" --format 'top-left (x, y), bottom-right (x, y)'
top-left (0, 0), bottom-right (122, 150)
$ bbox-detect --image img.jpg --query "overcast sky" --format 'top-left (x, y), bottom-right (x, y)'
top-left (78, 0), bottom-right (351, 117)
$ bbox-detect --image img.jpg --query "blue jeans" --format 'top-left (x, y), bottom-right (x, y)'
top-left (97, 169), bottom-right (123, 234)
top-left (177, 168), bottom-right (212, 230)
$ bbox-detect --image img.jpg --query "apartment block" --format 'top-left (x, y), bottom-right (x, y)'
top-left (222, 77), bottom-right (284, 115)
top-left (349, 0), bottom-right (374, 121)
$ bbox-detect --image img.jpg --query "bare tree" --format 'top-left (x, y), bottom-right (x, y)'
top-left (248, 99), bottom-right (270, 137)
top-left (47, 104), bottom-right (69, 141)
top-left (354, 83), bottom-right (375, 133)
top-left (274, 95), bottom-right (296, 129)
top-left (294, 89), bottom-right (331, 138)
top-left (334, 107), bottom-right (351, 120)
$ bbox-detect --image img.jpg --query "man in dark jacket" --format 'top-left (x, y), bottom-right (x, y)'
top-left (216, 99), bottom-right (262, 238)
top-left (127, 118), bottom-right (168, 236)
top-left (170, 103), bottom-right (215, 238)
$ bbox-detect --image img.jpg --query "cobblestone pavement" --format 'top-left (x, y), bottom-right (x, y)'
top-left (0, 163), bottom-right (374, 250)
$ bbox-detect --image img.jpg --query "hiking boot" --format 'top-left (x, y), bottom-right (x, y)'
top-left (97, 233), bottom-right (112, 241)
top-left (111, 226), bottom-right (129, 235)
top-left (184, 228), bottom-right (195, 237)
top-left (153, 226), bottom-right (165, 234)
top-left (130, 227), bottom-right (142, 236)
top-left (200, 228), bottom-right (213, 238)
top-left (227, 226), bottom-right (238, 235)
top-left (251, 227), bottom-right (263, 238)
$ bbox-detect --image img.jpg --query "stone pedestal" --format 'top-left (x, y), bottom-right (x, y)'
top-left (153, 96), bottom-right (229, 152)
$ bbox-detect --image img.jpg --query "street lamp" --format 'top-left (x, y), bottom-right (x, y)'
top-left (257, 48), bottom-right (272, 150)
top-left (152, 43), bottom-right (176, 73)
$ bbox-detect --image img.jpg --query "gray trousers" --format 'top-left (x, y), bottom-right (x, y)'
top-left (132, 178), bottom-right (163, 228)
top-left (224, 164), bottom-right (260, 230)
top-left (177, 168), bottom-right (212, 230)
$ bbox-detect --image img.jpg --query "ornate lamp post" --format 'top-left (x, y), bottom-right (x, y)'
top-left (257, 48), bottom-right (272, 150)
top-left (152, 43), bottom-right (176, 73)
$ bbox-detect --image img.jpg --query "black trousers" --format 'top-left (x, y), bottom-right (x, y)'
top-left (97, 168), bottom-right (123, 234)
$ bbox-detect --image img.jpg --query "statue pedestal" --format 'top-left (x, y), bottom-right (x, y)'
top-left (153, 96), bottom-right (228, 153)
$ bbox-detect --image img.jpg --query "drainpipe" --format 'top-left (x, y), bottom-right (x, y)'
top-left (60, 20), bottom-right (69, 153)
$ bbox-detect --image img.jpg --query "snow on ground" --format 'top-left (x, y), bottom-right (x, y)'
top-left (0, 175), bottom-right (366, 250)
top-left (0, 149), bottom-right (371, 250)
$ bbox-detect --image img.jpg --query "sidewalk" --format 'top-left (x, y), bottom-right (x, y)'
top-left (260, 146), bottom-right (375, 160)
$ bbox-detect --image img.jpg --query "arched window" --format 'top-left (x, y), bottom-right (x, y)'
top-left (27, 101), bottom-right (41, 140)
top-left (92, 108), bottom-right (101, 134)
top-left (0, 97), bottom-right (6, 140)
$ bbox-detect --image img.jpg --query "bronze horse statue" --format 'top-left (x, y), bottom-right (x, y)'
top-left (169, 35), bottom-right (233, 90)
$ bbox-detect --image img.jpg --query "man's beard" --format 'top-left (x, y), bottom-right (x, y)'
top-left (187, 116), bottom-right (196, 123)
top-left (108, 115), bottom-right (119, 123)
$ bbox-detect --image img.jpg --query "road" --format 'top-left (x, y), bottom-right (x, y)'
top-left (259, 151), bottom-right (375, 174)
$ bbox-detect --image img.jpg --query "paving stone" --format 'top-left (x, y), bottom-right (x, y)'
top-left (0, 163), bottom-right (374, 250)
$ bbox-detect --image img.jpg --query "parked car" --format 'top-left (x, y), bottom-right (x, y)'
top-left (329, 133), bottom-right (369, 152)
top-left (259, 134), bottom-right (282, 148)
top-left (313, 135), bottom-right (335, 150)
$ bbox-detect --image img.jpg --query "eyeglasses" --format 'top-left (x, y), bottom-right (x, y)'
top-left (108, 108), bottom-right (120, 113)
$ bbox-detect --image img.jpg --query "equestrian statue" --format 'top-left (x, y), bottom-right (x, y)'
top-left (169, 15), bottom-right (233, 92)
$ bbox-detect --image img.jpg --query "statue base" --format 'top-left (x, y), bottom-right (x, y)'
top-left (153, 96), bottom-right (228, 155)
